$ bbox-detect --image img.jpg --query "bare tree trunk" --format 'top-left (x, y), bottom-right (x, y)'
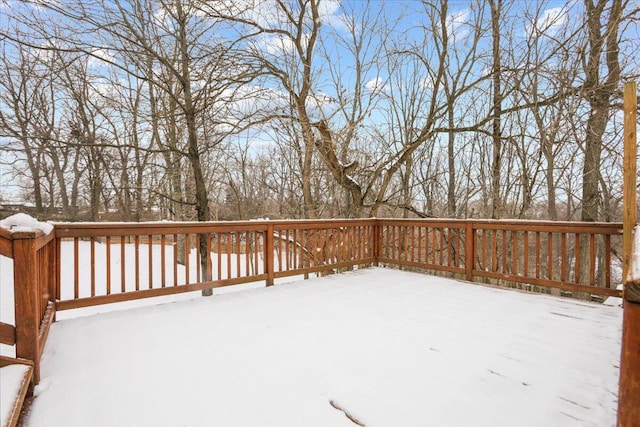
top-left (581, 0), bottom-right (621, 223)
top-left (301, 120), bottom-right (317, 219)
top-left (447, 105), bottom-right (456, 218)
top-left (313, 120), bottom-right (363, 217)
top-left (174, 1), bottom-right (212, 294)
top-left (577, 0), bottom-right (622, 287)
top-left (490, 0), bottom-right (503, 220)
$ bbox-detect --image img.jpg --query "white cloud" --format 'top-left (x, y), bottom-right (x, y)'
top-left (318, 0), bottom-right (340, 17)
top-left (419, 75), bottom-right (435, 90)
top-left (215, 0), bottom-right (347, 32)
top-left (89, 81), bottom-right (117, 98)
top-left (221, 85), bottom-right (289, 119)
top-left (306, 91), bottom-right (338, 119)
top-left (212, 0), bottom-right (289, 30)
top-left (26, 0), bottom-right (59, 11)
top-left (527, 7), bottom-right (568, 37)
top-left (87, 47), bottom-right (116, 68)
top-left (365, 76), bottom-right (386, 94)
top-left (152, 4), bottom-right (172, 29)
top-left (318, 0), bottom-right (353, 33)
top-left (27, 40), bottom-right (64, 63)
top-left (215, 84), bottom-right (337, 125)
top-left (541, 7), bottom-right (568, 28)
top-left (317, 0), bottom-right (343, 28)
top-left (256, 33), bottom-right (303, 57)
top-left (446, 9), bottom-right (470, 41)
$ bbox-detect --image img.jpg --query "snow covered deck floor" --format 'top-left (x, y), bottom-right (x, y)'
top-left (25, 268), bottom-right (622, 427)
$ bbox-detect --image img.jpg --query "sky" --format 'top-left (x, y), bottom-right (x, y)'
top-left (0, 0), bottom-right (635, 207)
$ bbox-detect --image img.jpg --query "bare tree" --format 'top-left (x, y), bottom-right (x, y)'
top-left (208, 0), bottom-right (391, 218)
top-left (489, 0), bottom-right (503, 219)
top-left (1, 0), bottom-right (639, 231)
top-left (580, 0), bottom-right (623, 222)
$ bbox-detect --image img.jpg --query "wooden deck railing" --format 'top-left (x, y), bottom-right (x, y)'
top-left (618, 224), bottom-right (640, 425)
top-left (271, 220), bottom-right (377, 281)
top-left (54, 222), bottom-right (270, 310)
top-left (379, 219), bottom-right (623, 298)
top-left (51, 220), bottom-right (377, 310)
top-left (0, 227), bottom-right (56, 385)
top-left (0, 218), bottom-right (625, 392)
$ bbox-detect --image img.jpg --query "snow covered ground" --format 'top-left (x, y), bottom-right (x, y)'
top-left (16, 267), bottom-right (621, 427)
top-left (0, 364), bottom-right (30, 427)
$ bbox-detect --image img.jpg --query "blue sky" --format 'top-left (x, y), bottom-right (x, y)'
top-left (0, 0), bottom-right (637, 205)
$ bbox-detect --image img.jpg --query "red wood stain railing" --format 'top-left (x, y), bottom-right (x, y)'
top-left (618, 228), bottom-right (640, 425)
top-left (378, 219), bottom-right (622, 298)
top-left (379, 219), bottom-right (468, 275)
top-left (0, 218), bottom-right (625, 392)
top-left (52, 220), bottom-right (378, 309)
top-left (0, 227), bottom-right (56, 384)
top-left (54, 222), bottom-right (271, 310)
top-left (49, 219), bottom-right (623, 311)
top-left (271, 220), bottom-right (377, 280)
top-left (474, 221), bottom-right (620, 296)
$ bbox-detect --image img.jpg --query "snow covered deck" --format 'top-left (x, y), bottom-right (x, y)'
top-left (24, 268), bottom-right (621, 427)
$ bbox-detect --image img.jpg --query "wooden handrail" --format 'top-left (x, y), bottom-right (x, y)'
top-left (50, 219), bottom-right (624, 305)
top-left (0, 228), bottom-right (57, 386)
top-left (0, 217), bottom-right (625, 397)
top-left (0, 322), bottom-right (16, 346)
top-left (0, 215), bottom-right (634, 425)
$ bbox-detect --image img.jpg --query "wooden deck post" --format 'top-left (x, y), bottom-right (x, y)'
top-left (465, 221), bottom-right (475, 282)
top-left (372, 222), bottom-right (380, 266)
top-left (265, 224), bottom-right (274, 286)
top-left (51, 237), bottom-right (59, 322)
top-left (622, 81), bottom-right (638, 293)
top-left (12, 231), bottom-right (41, 384)
top-left (618, 81), bottom-right (639, 427)
top-left (619, 234), bottom-right (640, 427)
